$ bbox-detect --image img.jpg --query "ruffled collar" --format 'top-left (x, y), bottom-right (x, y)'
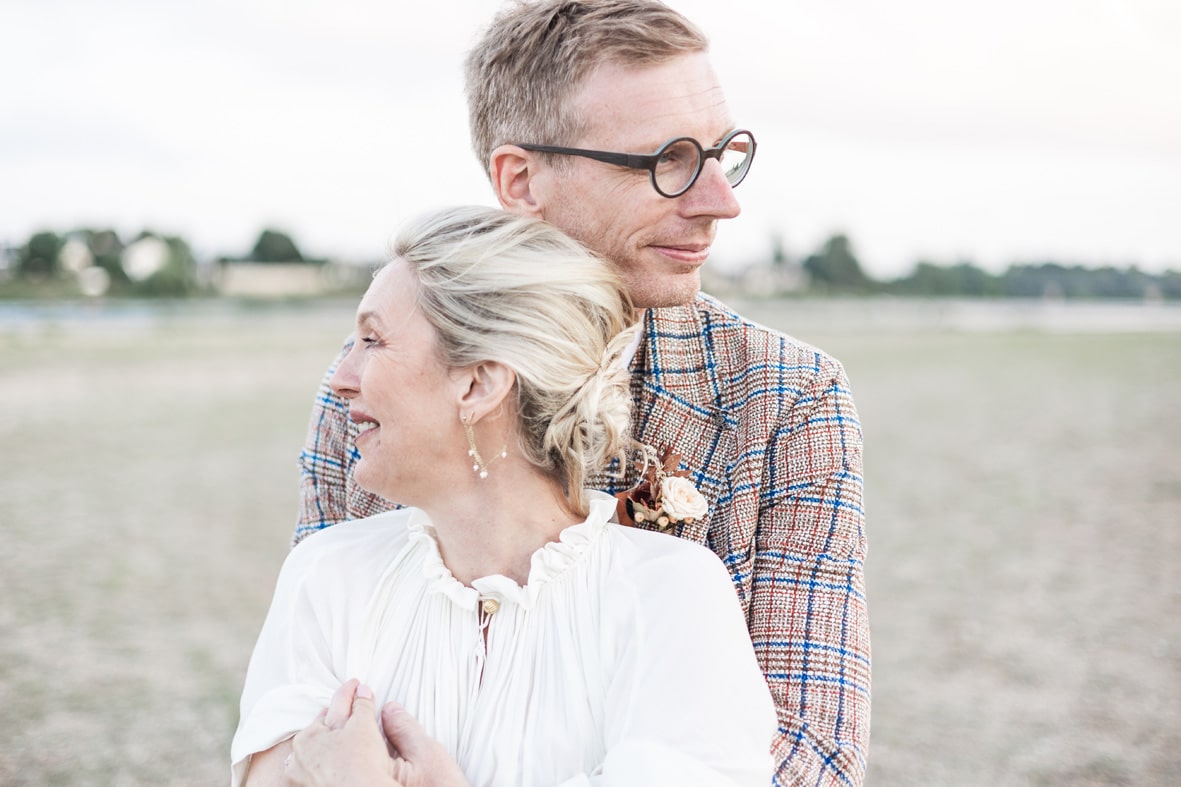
top-left (406, 491), bottom-right (618, 612)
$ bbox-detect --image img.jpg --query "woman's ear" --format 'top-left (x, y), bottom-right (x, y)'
top-left (456, 360), bottom-right (517, 421)
top-left (489, 145), bottom-right (543, 217)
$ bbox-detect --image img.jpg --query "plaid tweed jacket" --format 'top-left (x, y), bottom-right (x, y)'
top-left (295, 292), bottom-right (870, 787)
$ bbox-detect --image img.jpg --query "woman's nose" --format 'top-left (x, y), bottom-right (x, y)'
top-left (329, 340), bottom-right (361, 399)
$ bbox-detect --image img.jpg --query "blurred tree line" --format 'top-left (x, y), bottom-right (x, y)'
top-left (3, 225), bottom-right (1177, 300)
top-left (0, 226), bottom-right (316, 298)
top-left (799, 234), bottom-right (1180, 300)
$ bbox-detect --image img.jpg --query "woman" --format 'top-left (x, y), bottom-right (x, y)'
top-left (232, 206), bottom-right (776, 786)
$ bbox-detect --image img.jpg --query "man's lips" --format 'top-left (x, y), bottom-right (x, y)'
top-left (651, 243), bottom-right (711, 265)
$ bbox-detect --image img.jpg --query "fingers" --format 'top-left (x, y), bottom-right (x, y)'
top-left (345, 683), bottom-right (378, 728)
top-left (381, 701), bottom-right (428, 759)
top-left (390, 757), bottom-right (414, 785)
top-left (324, 678), bottom-right (359, 730)
top-left (382, 702), bottom-right (470, 787)
top-left (283, 749), bottom-right (306, 786)
top-left (285, 736), bottom-right (313, 786)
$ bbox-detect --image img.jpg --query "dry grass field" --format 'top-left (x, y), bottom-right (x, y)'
top-left (1, 297), bottom-right (1178, 786)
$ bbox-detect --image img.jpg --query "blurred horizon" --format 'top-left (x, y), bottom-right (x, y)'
top-left (2, 0), bottom-right (1180, 276)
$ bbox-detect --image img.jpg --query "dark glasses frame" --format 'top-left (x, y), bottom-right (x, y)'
top-left (515, 128), bottom-right (756, 198)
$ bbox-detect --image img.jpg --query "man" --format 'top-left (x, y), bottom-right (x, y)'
top-left (295, 2), bottom-right (869, 785)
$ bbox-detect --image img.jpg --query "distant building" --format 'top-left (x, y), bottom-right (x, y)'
top-left (0, 244), bottom-right (17, 281)
top-left (213, 260), bottom-right (375, 297)
top-left (739, 260), bottom-right (808, 295)
top-left (701, 258), bottom-right (808, 297)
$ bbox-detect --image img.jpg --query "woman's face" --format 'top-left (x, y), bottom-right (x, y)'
top-left (329, 260), bottom-right (466, 506)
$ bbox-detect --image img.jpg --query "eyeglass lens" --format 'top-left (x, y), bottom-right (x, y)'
top-left (653, 132), bottom-right (754, 196)
top-left (718, 133), bottom-right (753, 185)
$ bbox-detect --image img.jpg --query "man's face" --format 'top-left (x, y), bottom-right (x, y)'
top-left (531, 52), bottom-right (742, 309)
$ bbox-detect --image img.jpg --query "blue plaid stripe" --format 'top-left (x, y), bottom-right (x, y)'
top-left (632, 295), bottom-right (870, 786)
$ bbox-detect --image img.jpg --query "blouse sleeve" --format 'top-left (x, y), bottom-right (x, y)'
top-left (567, 539), bottom-right (778, 786)
top-left (230, 544), bottom-right (342, 786)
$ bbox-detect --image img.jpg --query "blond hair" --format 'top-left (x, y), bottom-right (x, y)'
top-left (464, 0), bottom-right (709, 175)
top-left (392, 206), bottom-right (638, 515)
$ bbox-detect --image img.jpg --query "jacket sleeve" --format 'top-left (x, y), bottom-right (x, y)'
top-left (294, 338), bottom-right (355, 544)
top-left (752, 354), bottom-right (871, 786)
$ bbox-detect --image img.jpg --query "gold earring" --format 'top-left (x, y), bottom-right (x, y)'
top-left (463, 415), bottom-right (507, 479)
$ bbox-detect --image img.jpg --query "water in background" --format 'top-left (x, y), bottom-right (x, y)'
top-left (729, 296), bottom-right (1181, 335)
top-left (4, 296), bottom-right (1181, 338)
top-left (0, 297), bottom-right (360, 338)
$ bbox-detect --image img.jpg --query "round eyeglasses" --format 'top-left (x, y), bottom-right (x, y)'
top-left (515, 128), bottom-right (756, 199)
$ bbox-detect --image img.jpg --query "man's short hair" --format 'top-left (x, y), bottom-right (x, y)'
top-left (464, 0), bottom-right (709, 178)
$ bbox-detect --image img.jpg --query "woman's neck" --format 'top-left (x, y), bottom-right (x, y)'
top-left (421, 471), bottom-right (583, 587)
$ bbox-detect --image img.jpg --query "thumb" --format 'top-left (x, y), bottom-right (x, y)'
top-left (381, 701), bottom-right (431, 759)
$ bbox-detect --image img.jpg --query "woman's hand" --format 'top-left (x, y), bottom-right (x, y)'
top-left (285, 679), bottom-right (399, 786)
top-left (380, 702), bottom-right (471, 787)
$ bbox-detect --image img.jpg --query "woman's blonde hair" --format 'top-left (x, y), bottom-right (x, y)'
top-left (464, 0), bottom-right (709, 175)
top-left (392, 206), bottom-right (638, 515)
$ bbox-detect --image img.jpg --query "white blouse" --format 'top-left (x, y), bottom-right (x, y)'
top-left (232, 491), bottom-right (776, 786)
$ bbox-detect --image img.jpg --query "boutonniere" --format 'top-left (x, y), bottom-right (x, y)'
top-left (615, 446), bottom-right (708, 532)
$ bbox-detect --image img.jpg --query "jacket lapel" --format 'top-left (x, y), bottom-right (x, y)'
top-left (628, 303), bottom-right (733, 545)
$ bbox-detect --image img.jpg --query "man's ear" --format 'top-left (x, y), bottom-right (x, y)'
top-left (456, 360), bottom-right (517, 422)
top-left (489, 145), bottom-right (543, 217)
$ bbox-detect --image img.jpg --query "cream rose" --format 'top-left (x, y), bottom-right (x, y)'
top-left (660, 476), bottom-right (708, 521)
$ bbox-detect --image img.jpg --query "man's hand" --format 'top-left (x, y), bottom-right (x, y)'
top-left (286, 679), bottom-right (399, 786)
top-left (381, 701), bottom-right (470, 787)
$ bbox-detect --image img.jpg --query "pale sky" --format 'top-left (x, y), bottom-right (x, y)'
top-left (3, 0), bottom-right (1179, 277)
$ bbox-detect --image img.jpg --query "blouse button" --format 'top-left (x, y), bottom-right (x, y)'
top-left (481, 598), bottom-right (500, 616)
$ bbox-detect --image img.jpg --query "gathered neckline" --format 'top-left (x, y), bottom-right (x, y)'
top-left (405, 491), bottom-right (618, 612)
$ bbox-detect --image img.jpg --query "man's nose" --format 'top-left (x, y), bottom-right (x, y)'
top-left (679, 158), bottom-right (742, 219)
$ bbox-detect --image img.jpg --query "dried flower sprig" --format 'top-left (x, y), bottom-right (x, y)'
top-left (615, 446), bottom-right (708, 532)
